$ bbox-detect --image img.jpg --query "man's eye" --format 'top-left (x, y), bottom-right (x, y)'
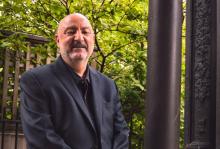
top-left (82, 31), bottom-right (91, 35)
top-left (65, 30), bottom-right (76, 35)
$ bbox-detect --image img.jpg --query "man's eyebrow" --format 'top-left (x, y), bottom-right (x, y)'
top-left (64, 25), bottom-right (91, 30)
top-left (64, 26), bottom-right (77, 30)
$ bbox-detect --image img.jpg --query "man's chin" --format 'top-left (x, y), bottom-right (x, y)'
top-left (62, 52), bottom-right (88, 63)
top-left (69, 54), bottom-right (87, 62)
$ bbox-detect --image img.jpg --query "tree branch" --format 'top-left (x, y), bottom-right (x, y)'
top-left (100, 28), bottom-right (146, 37)
top-left (38, 0), bottom-right (59, 23)
top-left (105, 40), bottom-right (145, 58)
top-left (116, 0), bottom-right (137, 29)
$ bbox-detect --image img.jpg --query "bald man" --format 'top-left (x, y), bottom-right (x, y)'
top-left (20, 13), bottom-right (129, 149)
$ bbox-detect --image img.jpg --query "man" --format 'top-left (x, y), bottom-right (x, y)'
top-left (20, 13), bottom-right (129, 149)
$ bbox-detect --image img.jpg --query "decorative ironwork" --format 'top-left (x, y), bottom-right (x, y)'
top-left (185, 0), bottom-right (218, 148)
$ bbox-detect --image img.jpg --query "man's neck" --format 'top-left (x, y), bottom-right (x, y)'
top-left (61, 55), bottom-right (89, 77)
top-left (71, 63), bottom-right (87, 77)
top-left (64, 60), bottom-right (87, 78)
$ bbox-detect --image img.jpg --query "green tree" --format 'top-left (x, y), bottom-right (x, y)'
top-left (0, 0), bottom-right (188, 148)
top-left (1, 0), bottom-right (148, 148)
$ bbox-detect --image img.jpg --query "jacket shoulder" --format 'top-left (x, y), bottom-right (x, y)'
top-left (20, 63), bottom-right (53, 83)
top-left (89, 67), bottom-right (114, 83)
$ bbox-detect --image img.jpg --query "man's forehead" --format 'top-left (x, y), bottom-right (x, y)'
top-left (58, 13), bottom-right (92, 30)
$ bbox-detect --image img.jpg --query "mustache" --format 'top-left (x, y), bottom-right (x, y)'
top-left (71, 41), bottom-right (87, 49)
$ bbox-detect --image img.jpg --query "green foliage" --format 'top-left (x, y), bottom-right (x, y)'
top-left (179, 1), bottom-right (186, 149)
top-left (0, 0), bottom-right (148, 147)
top-left (0, 0), bottom-right (187, 148)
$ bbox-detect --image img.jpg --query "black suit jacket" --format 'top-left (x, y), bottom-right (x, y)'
top-left (20, 57), bottom-right (129, 149)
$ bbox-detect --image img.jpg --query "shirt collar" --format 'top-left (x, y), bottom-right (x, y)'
top-left (60, 56), bottom-right (90, 84)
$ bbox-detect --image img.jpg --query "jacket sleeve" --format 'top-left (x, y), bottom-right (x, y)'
top-left (20, 71), bottom-right (71, 149)
top-left (112, 83), bottom-right (130, 149)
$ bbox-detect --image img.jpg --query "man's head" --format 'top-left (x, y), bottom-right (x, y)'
top-left (56, 13), bottom-right (94, 67)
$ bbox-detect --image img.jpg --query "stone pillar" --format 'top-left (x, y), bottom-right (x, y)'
top-left (145, 0), bottom-right (182, 149)
top-left (184, 0), bottom-right (220, 148)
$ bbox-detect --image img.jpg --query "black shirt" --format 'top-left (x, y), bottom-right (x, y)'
top-left (60, 57), bottom-right (97, 130)
top-left (60, 57), bottom-right (91, 103)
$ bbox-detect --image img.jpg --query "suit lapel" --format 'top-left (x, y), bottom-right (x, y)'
top-left (51, 57), bottom-right (97, 133)
top-left (89, 67), bottom-right (102, 137)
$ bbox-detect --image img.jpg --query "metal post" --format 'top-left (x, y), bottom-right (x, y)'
top-left (145, 0), bottom-right (182, 149)
top-left (216, 0), bottom-right (220, 147)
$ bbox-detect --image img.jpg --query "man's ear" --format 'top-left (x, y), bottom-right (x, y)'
top-left (55, 34), bottom-right (59, 44)
top-left (92, 33), bottom-right (95, 43)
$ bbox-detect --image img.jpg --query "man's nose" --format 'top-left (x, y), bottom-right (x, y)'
top-left (74, 31), bottom-right (84, 41)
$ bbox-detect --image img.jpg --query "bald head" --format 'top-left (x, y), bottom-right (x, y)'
top-left (57, 13), bottom-right (93, 35)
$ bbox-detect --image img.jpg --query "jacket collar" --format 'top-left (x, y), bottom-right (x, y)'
top-left (51, 56), bottom-right (98, 134)
top-left (60, 56), bottom-right (91, 84)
